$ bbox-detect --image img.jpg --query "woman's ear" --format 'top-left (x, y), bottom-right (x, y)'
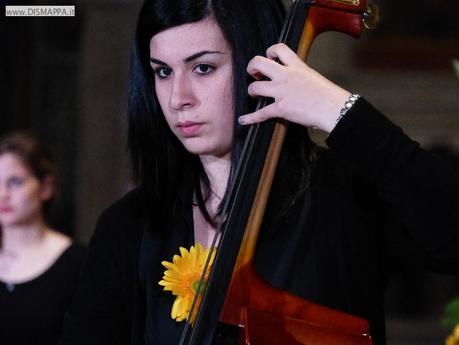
top-left (40, 174), bottom-right (56, 202)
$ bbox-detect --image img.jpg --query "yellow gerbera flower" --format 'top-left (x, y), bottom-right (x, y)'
top-left (446, 324), bottom-right (459, 345)
top-left (159, 243), bottom-right (216, 322)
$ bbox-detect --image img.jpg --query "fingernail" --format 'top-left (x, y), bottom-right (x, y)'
top-left (238, 116), bottom-right (247, 125)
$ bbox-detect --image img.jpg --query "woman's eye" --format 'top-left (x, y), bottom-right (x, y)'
top-left (194, 64), bottom-right (214, 74)
top-left (8, 177), bottom-right (24, 188)
top-left (154, 67), bottom-right (171, 79)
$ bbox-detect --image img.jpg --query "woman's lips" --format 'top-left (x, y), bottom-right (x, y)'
top-left (0, 206), bottom-right (12, 213)
top-left (177, 121), bottom-right (203, 137)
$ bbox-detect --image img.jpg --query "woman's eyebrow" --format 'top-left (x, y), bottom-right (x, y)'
top-left (150, 57), bottom-right (168, 65)
top-left (183, 50), bottom-right (224, 63)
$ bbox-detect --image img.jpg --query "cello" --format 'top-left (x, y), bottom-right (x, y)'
top-left (178, 0), bottom-right (379, 344)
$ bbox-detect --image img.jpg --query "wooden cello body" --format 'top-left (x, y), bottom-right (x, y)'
top-left (180, 1), bottom-right (379, 344)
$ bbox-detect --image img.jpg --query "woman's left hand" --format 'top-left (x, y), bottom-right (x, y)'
top-left (238, 43), bottom-right (351, 133)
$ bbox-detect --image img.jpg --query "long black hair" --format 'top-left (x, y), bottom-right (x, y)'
top-left (127, 0), bottom-right (316, 225)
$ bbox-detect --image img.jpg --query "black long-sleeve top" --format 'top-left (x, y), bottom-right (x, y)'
top-left (59, 98), bottom-right (459, 345)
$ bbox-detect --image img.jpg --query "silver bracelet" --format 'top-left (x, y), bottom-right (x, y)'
top-left (336, 94), bottom-right (361, 124)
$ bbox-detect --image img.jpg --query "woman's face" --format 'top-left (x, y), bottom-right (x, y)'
top-left (149, 18), bottom-right (234, 160)
top-left (0, 153), bottom-right (52, 228)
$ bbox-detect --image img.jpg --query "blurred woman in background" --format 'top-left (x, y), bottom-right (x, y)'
top-left (0, 131), bottom-right (86, 345)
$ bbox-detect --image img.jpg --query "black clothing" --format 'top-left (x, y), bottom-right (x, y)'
top-left (59, 99), bottom-right (459, 345)
top-left (0, 243), bottom-right (86, 345)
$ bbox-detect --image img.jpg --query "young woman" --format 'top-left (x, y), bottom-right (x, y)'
top-left (60, 0), bottom-right (459, 344)
top-left (0, 131), bottom-right (86, 345)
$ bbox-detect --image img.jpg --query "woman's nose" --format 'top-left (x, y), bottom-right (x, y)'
top-left (0, 185), bottom-right (8, 200)
top-left (169, 73), bottom-right (196, 110)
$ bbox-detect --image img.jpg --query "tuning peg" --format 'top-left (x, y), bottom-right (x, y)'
top-left (363, 3), bottom-right (379, 30)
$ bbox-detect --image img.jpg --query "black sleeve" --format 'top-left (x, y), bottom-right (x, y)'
top-left (326, 98), bottom-right (459, 271)
top-left (59, 208), bottom-right (132, 345)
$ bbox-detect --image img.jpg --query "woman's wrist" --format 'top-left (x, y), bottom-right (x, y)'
top-left (314, 89), bottom-right (351, 133)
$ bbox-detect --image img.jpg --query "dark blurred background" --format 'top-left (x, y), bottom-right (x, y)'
top-left (1, 0), bottom-right (458, 343)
